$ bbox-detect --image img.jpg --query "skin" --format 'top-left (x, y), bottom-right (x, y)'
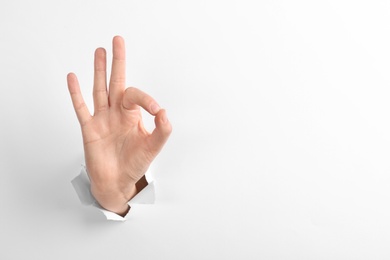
top-left (67, 36), bottom-right (172, 216)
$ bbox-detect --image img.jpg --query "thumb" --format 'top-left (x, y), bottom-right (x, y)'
top-left (147, 109), bottom-right (172, 156)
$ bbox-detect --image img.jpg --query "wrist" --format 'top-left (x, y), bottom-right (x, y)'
top-left (112, 204), bottom-right (130, 217)
top-left (91, 184), bottom-right (137, 216)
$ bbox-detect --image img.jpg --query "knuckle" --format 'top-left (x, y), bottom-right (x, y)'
top-left (126, 86), bottom-right (138, 94)
top-left (75, 102), bottom-right (87, 111)
top-left (110, 76), bottom-right (125, 85)
top-left (93, 88), bottom-right (107, 94)
top-left (95, 105), bottom-right (109, 113)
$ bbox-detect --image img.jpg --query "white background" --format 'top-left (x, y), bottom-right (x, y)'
top-left (1, 0), bottom-right (390, 259)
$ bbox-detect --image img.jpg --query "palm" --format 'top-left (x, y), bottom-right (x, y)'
top-left (67, 36), bottom-right (171, 215)
top-left (83, 106), bottom-right (151, 184)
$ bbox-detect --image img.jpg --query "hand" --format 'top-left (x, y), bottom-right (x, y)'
top-left (67, 36), bottom-right (172, 216)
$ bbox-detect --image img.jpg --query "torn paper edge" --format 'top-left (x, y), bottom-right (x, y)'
top-left (71, 164), bottom-right (155, 221)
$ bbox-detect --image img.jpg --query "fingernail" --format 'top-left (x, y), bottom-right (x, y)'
top-left (151, 104), bottom-right (160, 114)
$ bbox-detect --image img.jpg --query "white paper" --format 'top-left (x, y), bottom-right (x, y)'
top-left (71, 164), bottom-right (155, 221)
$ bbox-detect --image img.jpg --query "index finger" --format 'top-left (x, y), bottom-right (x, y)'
top-left (122, 87), bottom-right (161, 115)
